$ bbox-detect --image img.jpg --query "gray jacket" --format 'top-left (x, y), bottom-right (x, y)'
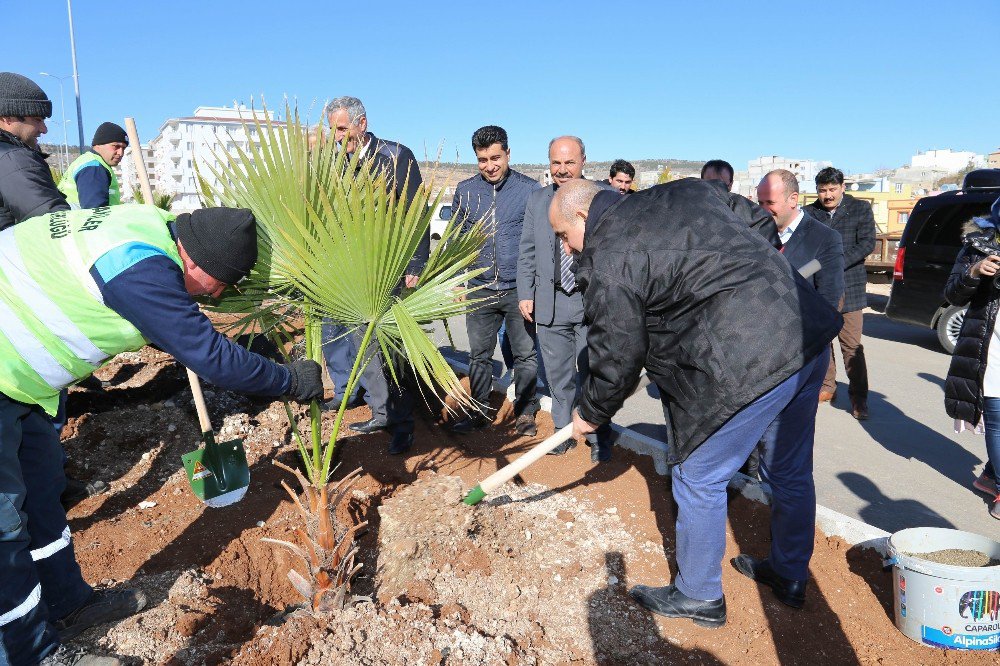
top-left (0, 129), bottom-right (69, 231)
top-left (517, 179), bottom-right (613, 326)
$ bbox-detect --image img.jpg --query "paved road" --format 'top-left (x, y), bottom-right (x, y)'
top-left (434, 284), bottom-right (1000, 542)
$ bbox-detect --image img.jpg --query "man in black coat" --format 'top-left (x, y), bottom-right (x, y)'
top-left (805, 167), bottom-right (876, 419)
top-left (0, 72), bottom-right (69, 231)
top-left (552, 178), bottom-right (841, 628)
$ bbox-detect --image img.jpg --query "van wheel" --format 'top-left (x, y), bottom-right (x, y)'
top-left (935, 305), bottom-right (966, 354)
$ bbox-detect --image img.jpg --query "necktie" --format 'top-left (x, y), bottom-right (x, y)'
top-left (559, 247), bottom-right (576, 292)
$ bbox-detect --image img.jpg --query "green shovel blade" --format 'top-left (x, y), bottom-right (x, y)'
top-left (182, 433), bottom-right (250, 508)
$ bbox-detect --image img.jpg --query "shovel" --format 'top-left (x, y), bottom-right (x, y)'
top-left (463, 259), bottom-right (824, 506)
top-left (181, 368), bottom-right (250, 507)
top-left (124, 118), bottom-right (250, 507)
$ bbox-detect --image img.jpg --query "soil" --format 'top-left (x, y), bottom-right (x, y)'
top-left (58, 345), bottom-right (998, 664)
top-left (904, 549), bottom-right (1000, 568)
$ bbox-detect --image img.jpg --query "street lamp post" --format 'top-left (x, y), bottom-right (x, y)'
top-left (39, 72), bottom-right (72, 172)
top-left (67, 0), bottom-right (85, 153)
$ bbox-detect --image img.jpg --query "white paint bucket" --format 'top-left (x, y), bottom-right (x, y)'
top-left (886, 527), bottom-right (1000, 651)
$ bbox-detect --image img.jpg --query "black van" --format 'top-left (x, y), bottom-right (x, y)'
top-left (885, 169), bottom-right (1000, 353)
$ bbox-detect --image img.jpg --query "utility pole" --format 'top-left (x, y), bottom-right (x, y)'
top-left (67, 0), bottom-right (85, 152)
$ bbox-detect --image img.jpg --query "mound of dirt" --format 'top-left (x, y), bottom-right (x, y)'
top-left (57, 345), bottom-right (997, 665)
top-left (373, 474), bottom-right (660, 664)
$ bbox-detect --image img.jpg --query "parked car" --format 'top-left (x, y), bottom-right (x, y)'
top-left (430, 202), bottom-right (453, 240)
top-left (885, 169), bottom-right (1000, 353)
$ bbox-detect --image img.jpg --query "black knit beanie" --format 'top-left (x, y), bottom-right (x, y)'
top-left (91, 122), bottom-right (128, 147)
top-left (0, 72), bottom-right (52, 118)
top-left (176, 208), bottom-right (258, 284)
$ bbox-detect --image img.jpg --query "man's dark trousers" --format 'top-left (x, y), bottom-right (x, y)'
top-left (359, 343), bottom-right (415, 434)
top-left (320, 320), bottom-right (361, 403)
top-left (668, 352), bottom-right (826, 601)
top-left (1, 396), bottom-right (93, 665)
top-left (537, 289), bottom-right (610, 445)
top-left (466, 289), bottom-right (538, 419)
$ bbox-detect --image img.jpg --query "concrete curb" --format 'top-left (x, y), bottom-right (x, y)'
top-left (445, 356), bottom-right (891, 552)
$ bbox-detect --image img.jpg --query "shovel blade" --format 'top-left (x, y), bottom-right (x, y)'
top-left (182, 437), bottom-right (250, 507)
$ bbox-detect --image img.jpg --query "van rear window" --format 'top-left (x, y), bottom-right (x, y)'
top-left (913, 201), bottom-right (992, 247)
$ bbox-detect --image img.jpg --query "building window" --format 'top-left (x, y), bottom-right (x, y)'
top-left (894, 182), bottom-right (903, 194)
top-left (898, 212), bottom-right (909, 226)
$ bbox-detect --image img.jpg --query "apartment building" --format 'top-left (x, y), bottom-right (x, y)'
top-left (118, 105), bottom-right (277, 211)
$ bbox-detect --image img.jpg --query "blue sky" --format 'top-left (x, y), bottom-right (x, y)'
top-left (6, 1), bottom-right (998, 173)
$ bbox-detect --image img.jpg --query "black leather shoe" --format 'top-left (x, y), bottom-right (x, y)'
top-left (731, 554), bottom-right (807, 609)
top-left (62, 476), bottom-right (109, 509)
top-left (547, 438), bottom-right (577, 456)
top-left (55, 588), bottom-right (148, 641)
top-left (388, 431), bottom-right (414, 455)
top-left (450, 416), bottom-right (489, 434)
top-left (349, 417), bottom-right (388, 434)
top-left (322, 396), bottom-right (366, 412)
top-left (515, 414), bottom-right (537, 436)
top-left (630, 584), bottom-right (726, 628)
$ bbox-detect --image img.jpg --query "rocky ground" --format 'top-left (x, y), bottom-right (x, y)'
top-left (56, 346), bottom-right (996, 664)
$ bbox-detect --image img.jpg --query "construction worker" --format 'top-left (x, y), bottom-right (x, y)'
top-left (58, 122), bottom-right (128, 209)
top-left (0, 204), bottom-right (323, 665)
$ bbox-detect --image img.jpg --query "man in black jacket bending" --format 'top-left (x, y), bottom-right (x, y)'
top-left (551, 178), bottom-right (841, 628)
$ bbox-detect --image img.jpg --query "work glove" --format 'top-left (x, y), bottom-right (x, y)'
top-left (285, 359), bottom-right (324, 403)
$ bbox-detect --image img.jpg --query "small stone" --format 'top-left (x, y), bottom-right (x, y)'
top-left (138, 501), bottom-right (157, 509)
top-left (525, 530), bottom-right (532, 540)
top-left (565, 522), bottom-right (573, 528)
top-left (141, 452), bottom-right (150, 461)
top-left (554, 574), bottom-right (562, 582)
top-left (605, 507), bottom-right (617, 514)
top-left (608, 575), bottom-right (619, 585)
top-left (167, 424), bottom-right (177, 433)
top-left (256, 520), bottom-right (265, 528)
top-left (272, 440), bottom-right (280, 448)
top-left (164, 400), bottom-right (175, 408)
top-left (173, 488), bottom-right (182, 495)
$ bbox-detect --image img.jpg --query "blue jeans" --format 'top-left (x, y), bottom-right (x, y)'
top-left (980, 398), bottom-right (1000, 492)
top-left (669, 353), bottom-right (827, 600)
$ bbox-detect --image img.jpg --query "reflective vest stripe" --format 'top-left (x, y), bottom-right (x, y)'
top-left (0, 240), bottom-right (107, 366)
top-left (0, 296), bottom-right (75, 389)
top-left (0, 584), bottom-right (41, 627)
top-left (30, 526), bottom-right (72, 561)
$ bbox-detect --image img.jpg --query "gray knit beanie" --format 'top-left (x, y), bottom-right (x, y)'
top-left (0, 72), bottom-right (53, 118)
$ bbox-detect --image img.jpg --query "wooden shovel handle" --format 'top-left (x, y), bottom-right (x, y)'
top-left (479, 424), bottom-right (575, 495)
top-left (186, 367), bottom-right (214, 434)
top-left (124, 117), bottom-right (154, 204)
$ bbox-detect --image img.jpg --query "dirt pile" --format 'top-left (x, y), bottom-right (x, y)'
top-left (373, 474), bottom-right (664, 664)
top-left (57, 346), bottom-right (999, 665)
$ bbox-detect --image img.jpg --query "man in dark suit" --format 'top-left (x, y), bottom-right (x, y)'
top-left (758, 170), bottom-right (845, 309)
top-left (517, 136), bottom-right (613, 456)
top-left (745, 170), bottom-right (846, 478)
top-left (320, 95), bottom-right (427, 455)
top-left (805, 167), bottom-right (876, 419)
